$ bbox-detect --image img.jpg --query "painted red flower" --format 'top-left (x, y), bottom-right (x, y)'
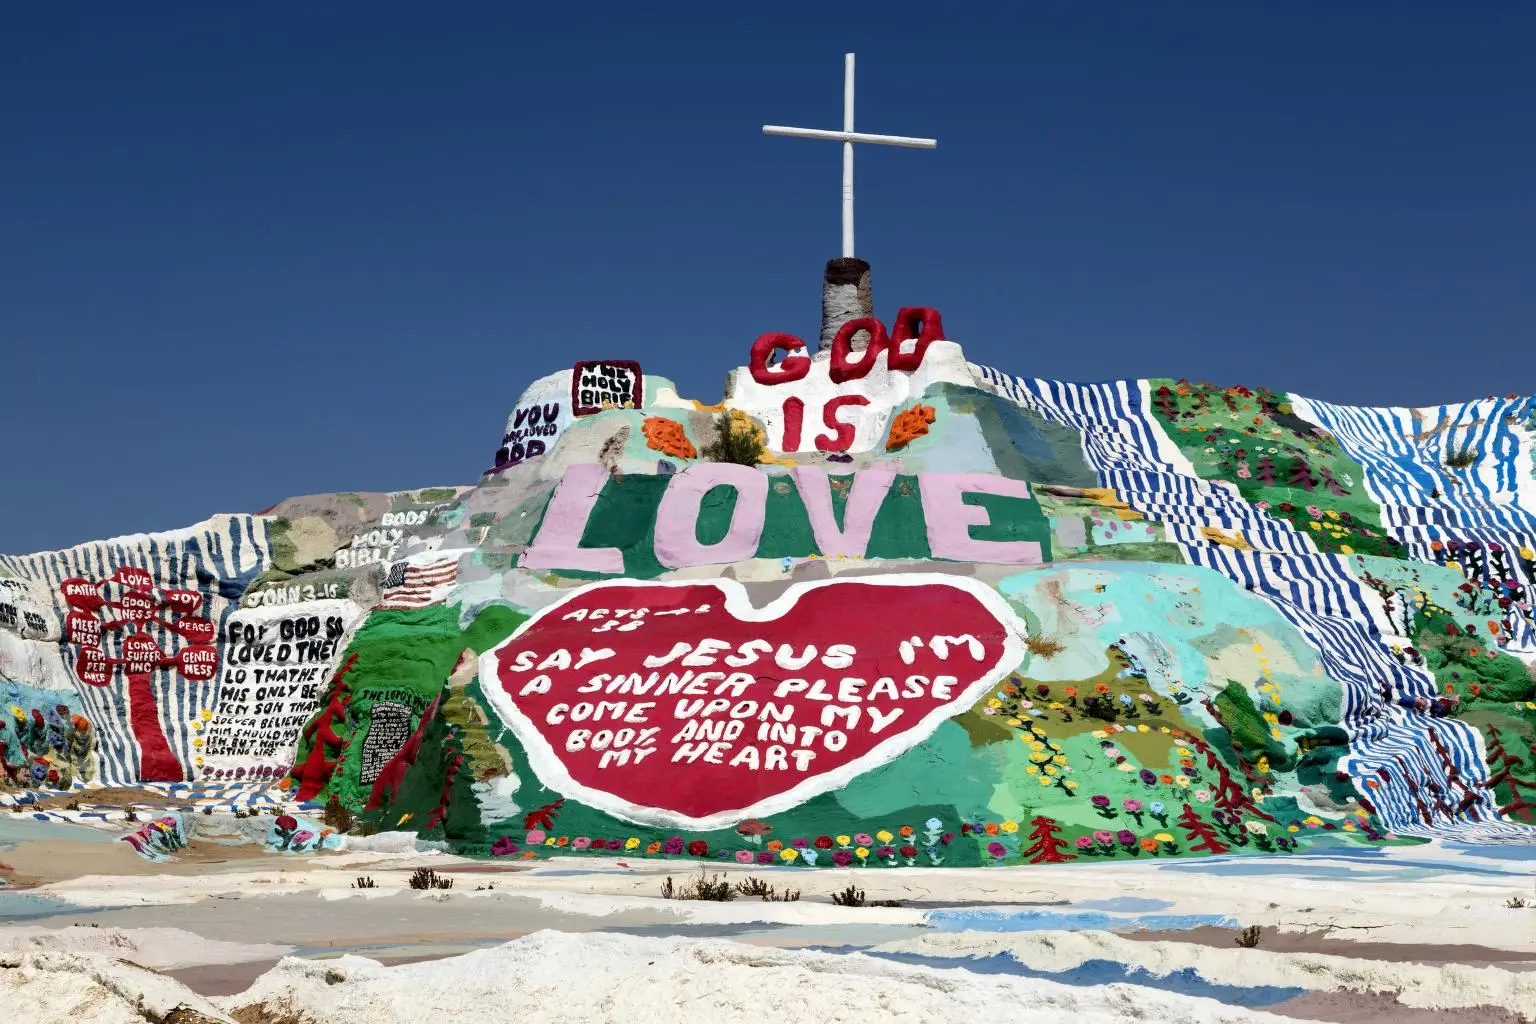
top-left (275, 815), bottom-right (297, 832)
top-left (687, 840), bottom-right (708, 856)
top-left (814, 835), bottom-right (833, 849)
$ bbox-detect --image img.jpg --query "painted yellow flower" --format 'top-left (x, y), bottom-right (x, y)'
top-left (1136, 724), bottom-right (1149, 733)
top-left (1006, 719), bottom-right (1021, 727)
top-left (1159, 726), bottom-right (1171, 733)
top-left (1117, 763), bottom-right (1135, 772)
top-left (876, 830), bottom-right (893, 843)
top-left (1342, 822), bottom-right (1356, 831)
top-left (624, 837), bottom-right (640, 850)
top-left (1043, 765), bottom-right (1059, 777)
top-left (1026, 765), bottom-right (1040, 775)
top-left (1051, 754), bottom-right (1068, 765)
top-left (1153, 833), bottom-right (1174, 843)
top-left (836, 835), bottom-right (850, 846)
top-left (1325, 509), bottom-right (1340, 520)
top-left (1065, 780), bottom-right (1078, 790)
top-left (1001, 821), bottom-right (1018, 833)
top-left (191, 720), bottom-right (203, 731)
top-left (1029, 741), bottom-right (1046, 751)
top-left (781, 849), bottom-right (798, 862)
top-left (987, 698), bottom-right (1003, 709)
top-left (1175, 776), bottom-right (1190, 787)
top-left (192, 737), bottom-right (203, 748)
top-left (200, 709), bottom-right (213, 721)
top-left (1288, 825), bottom-right (1300, 832)
top-left (855, 847), bottom-right (869, 860)
top-left (1091, 730), bottom-right (1108, 739)
top-left (1038, 777), bottom-right (1054, 787)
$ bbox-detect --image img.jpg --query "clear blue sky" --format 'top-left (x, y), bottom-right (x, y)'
top-left (4, 3), bottom-right (1534, 554)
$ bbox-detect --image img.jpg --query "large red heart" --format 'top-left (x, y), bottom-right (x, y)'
top-left (480, 575), bottom-right (1025, 830)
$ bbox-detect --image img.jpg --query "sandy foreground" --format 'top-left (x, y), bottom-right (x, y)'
top-left (1, 815), bottom-right (1534, 1023)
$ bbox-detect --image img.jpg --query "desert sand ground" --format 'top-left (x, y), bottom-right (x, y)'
top-left (1, 813), bottom-right (1533, 1023)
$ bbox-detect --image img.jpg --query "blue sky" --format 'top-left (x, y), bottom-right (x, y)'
top-left (3, 3), bottom-right (1534, 553)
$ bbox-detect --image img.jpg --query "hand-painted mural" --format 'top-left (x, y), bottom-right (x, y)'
top-left (3, 302), bottom-right (1534, 867)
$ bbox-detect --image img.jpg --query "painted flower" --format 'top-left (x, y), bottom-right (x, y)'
top-left (832, 850), bottom-right (854, 867)
top-left (1139, 838), bottom-right (1159, 853)
top-left (853, 833), bottom-right (874, 846)
top-left (899, 825), bottom-right (915, 838)
top-left (491, 836), bottom-right (520, 857)
top-left (814, 835), bottom-right (834, 849)
top-left (983, 822), bottom-right (999, 836)
top-left (836, 835), bottom-right (852, 847)
top-left (766, 839), bottom-right (783, 852)
top-left (1115, 830), bottom-right (1136, 847)
top-left (646, 841), bottom-right (661, 854)
top-left (757, 851), bottom-right (774, 864)
top-left (876, 846), bottom-right (895, 858)
top-left (780, 848), bottom-right (798, 862)
top-left (625, 837), bottom-right (640, 850)
top-left (1073, 835), bottom-right (1094, 849)
top-left (986, 842), bottom-right (1007, 859)
top-left (292, 830), bottom-right (315, 847)
top-left (1122, 799), bottom-right (1142, 813)
top-left (275, 815), bottom-right (297, 833)
top-left (572, 837), bottom-right (592, 850)
top-left (735, 849), bottom-right (755, 864)
top-left (527, 830), bottom-right (548, 846)
top-left (1000, 820), bottom-right (1018, 834)
top-left (663, 837), bottom-right (685, 855)
top-left (1194, 790), bottom-right (1211, 802)
top-left (555, 836), bottom-right (570, 847)
top-left (1093, 830), bottom-right (1114, 845)
top-left (687, 840), bottom-right (708, 856)
top-left (899, 845), bottom-right (918, 858)
top-left (855, 847), bottom-right (870, 860)
top-left (1244, 821), bottom-right (1268, 836)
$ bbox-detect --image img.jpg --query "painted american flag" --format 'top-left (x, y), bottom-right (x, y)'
top-left (379, 557), bottom-right (459, 610)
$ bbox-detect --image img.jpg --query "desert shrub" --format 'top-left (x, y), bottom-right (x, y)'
top-left (702, 412), bottom-right (764, 466)
top-left (353, 876), bottom-right (376, 889)
top-left (1235, 925), bottom-right (1262, 948)
top-left (1444, 446), bottom-right (1478, 470)
top-left (660, 870), bottom-right (736, 901)
top-left (733, 877), bottom-right (801, 902)
top-left (409, 868), bottom-right (452, 890)
top-left (322, 794), bottom-right (354, 833)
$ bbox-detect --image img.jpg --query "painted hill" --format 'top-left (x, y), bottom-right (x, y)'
top-left (3, 294), bottom-right (1534, 869)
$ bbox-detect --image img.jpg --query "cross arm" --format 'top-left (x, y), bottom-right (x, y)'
top-left (762, 125), bottom-right (937, 149)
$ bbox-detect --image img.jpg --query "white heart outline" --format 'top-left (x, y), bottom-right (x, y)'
top-left (479, 573), bottom-right (1028, 831)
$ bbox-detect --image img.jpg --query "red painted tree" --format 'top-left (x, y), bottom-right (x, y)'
top-left (58, 568), bottom-right (220, 780)
top-left (1177, 802), bottom-right (1231, 854)
top-left (287, 654), bottom-right (356, 801)
top-left (1318, 467), bottom-right (1350, 495)
top-left (1486, 727), bottom-right (1536, 822)
top-left (1254, 455), bottom-right (1277, 486)
top-left (1022, 815), bottom-right (1076, 863)
top-left (1287, 458), bottom-right (1318, 490)
top-left (1184, 733), bottom-right (1274, 821)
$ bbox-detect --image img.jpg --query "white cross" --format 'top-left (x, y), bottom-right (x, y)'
top-left (763, 53), bottom-right (937, 259)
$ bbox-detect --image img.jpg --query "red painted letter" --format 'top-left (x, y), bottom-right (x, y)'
top-left (781, 396), bottom-right (805, 452)
top-left (887, 307), bottom-right (945, 373)
top-left (749, 333), bottom-right (811, 386)
top-left (816, 395), bottom-right (871, 452)
top-left (828, 318), bottom-right (890, 384)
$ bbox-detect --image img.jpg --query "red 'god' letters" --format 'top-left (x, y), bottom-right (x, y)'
top-left (481, 575), bottom-right (1024, 830)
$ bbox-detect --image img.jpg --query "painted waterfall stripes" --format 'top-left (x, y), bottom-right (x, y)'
top-left (1294, 395), bottom-right (1536, 654)
top-left (0, 516), bottom-right (272, 784)
top-left (968, 365), bottom-right (1529, 840)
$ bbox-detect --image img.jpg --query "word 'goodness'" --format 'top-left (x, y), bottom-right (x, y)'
top-left (520, 463), bottom-right (1048, 574)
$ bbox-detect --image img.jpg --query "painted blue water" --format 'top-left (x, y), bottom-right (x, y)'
top-left (1072, 897), bottom-right (1173, 912)
top-left (0, 893), bottom-right (106, 923)
top-left (925, 908), bottom-right (1233, 932)
top-left (1157, 851), bottom-right (1530, 879)
top-left (0, 816), bottom-right (117, 850)
top-left (1443, 841), bottom-right (1536, 862)
top-left (858, 950), bottom-right (1304, 1009)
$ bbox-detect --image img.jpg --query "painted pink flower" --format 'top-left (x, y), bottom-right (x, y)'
top-left (572, 837), bottom-right (591, 850)
top-left (526, 830), bottom-right (547, 845)
top-left (735, 850), bottom-right (754, 863)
